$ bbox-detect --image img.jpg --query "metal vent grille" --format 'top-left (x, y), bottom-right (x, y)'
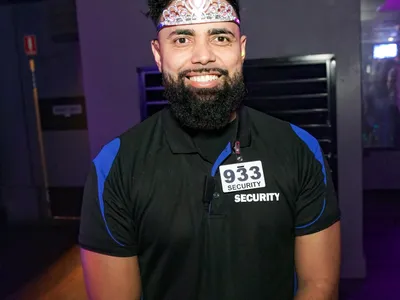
top-left (46, 0), bottom-right (78, 43)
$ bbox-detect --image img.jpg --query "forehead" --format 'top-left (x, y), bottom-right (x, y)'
top-left (158, 21), bottom-right (241, 38)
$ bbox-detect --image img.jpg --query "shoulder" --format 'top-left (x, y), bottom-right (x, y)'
top-left (93, 110), bottom-right (164, 175)
top-left (246, 106), bottom-right (320, 154)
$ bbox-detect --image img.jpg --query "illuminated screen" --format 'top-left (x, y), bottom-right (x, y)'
top-left (373, 43), bottom-right (398, 59)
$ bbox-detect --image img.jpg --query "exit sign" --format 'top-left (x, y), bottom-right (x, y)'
top-left (24, 35), bottom-right (37, 56)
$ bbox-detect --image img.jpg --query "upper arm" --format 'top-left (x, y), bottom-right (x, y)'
top-left (81, 249), bottom-right (141, 300)
top-left (291, 125), bottom-right (340, 236)
top-left (290, 125), bottom-right (341, 292)
top-left (79, 138), bottom-right (137, 256)
top-left (79, 138), bottom-right (140, 298)
top-left (295, 222), bottom-right (341, 298)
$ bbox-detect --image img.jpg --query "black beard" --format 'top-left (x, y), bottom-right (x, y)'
top-left (162, 68), bottom-right (246, 131)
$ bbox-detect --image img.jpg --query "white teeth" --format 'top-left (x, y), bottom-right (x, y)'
top-left (189, 75), bottom-right (219, 82)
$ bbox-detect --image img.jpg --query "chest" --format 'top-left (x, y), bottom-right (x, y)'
top-left (131, 146), bottom-right (298, 252)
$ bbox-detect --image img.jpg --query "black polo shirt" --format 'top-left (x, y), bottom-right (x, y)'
top-left (79, 106), bottom-right (340, 300)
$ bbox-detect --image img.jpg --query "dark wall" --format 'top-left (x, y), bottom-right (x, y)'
top-left (0, 2), bottom-right (89, 221)
top-left (0, 6), bottom-right (38, 222)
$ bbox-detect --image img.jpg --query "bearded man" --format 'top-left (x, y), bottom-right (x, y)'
top-left (79, 1), bottom-right (341, 299)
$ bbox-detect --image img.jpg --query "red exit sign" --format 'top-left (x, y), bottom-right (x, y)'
top-left (24, 35), bottom-right (37, 56)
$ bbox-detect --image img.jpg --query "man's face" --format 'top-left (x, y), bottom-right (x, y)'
top-left (151, 20), bottom-right (247, 130)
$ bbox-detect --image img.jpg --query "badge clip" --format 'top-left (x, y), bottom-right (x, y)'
top-left (234, 141), bottom-right (243, 162)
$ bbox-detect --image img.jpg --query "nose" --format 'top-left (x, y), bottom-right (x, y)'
top-left (191, 41), bottom-right (216, 65)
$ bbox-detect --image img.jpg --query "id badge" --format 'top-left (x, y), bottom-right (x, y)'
top-left (219, 160), bottom-right (266, 193)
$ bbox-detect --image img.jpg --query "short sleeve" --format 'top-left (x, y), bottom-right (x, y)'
top-left (78, 138), bottom-right (138, 257)
top-left (290, 125), bottom-right (341, 236)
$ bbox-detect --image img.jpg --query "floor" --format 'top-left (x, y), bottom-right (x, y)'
top-left (0, 190), bottom-right (399, 300)
top-left (0, 221), bottom-right (84, 300)
top-left (340, 190), bottom-right (400, 300)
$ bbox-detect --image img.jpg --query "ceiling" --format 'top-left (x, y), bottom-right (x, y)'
top-left (0, 0), bottom-right (388, 14)
top-left (362, 0), bottom-right (386, 21)
top-left (362, 0), bottom-right (385, 10)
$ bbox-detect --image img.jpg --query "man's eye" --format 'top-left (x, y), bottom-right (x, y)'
top-left (215, 36), bottom-right (230, 43)
top-left (175, 37), bottom-right (188, 44)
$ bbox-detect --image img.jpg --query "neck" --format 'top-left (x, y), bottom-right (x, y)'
top-left (230, 111), bottom-right (237, 122)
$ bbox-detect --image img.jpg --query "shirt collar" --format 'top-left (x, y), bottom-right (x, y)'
top-left (162, 105), bottom-right (252, 154)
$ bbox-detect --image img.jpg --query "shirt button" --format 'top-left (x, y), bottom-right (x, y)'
top-left (213, 192), bottom-right (220, 199)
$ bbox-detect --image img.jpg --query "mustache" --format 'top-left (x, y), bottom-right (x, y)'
top-left (178, 68), bottom-right (229, 79)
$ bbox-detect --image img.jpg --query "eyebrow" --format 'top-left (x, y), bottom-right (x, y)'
top-left (167, 27), bottom-right (236, 39)
top-left (208, 28), bottom-right (235, 37)
top-left (167, 29), bottom-right (195, 39)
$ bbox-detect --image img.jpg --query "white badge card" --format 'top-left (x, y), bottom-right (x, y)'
top-left (219, 160), bottom-right (266, 193)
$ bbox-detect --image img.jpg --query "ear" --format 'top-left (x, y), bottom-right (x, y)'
top-left (151, 39), bottom-right (162, 72)
top-left (240, 35), bottom-right (247, 62)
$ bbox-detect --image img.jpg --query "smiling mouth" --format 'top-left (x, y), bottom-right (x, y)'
top-left (186, 75), bottom-right (222, 83)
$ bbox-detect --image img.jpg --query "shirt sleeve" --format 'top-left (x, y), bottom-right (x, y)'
top-left (78, 138), bottom-right (138, 257)
top-left (290, 125), bottom-right (341, 236)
